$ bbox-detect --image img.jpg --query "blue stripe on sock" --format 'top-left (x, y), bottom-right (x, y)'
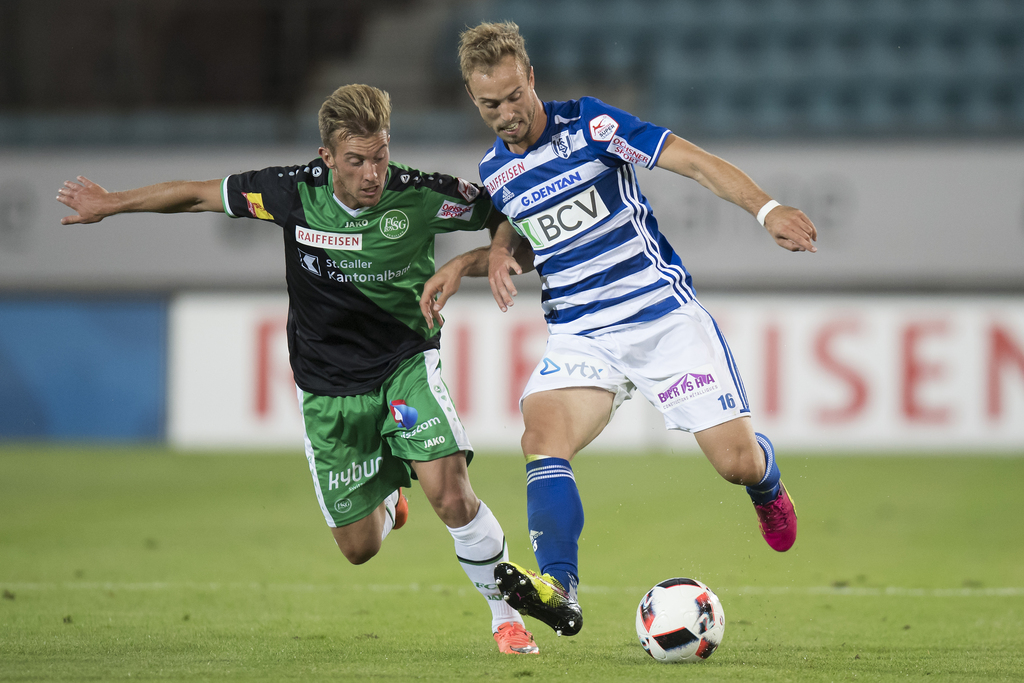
top-left (525, 458), bottom-right (583, 589)
top-left (747, 432), bottom-right (781, 504)
top-left (755, 433), bottom-right (776, 488)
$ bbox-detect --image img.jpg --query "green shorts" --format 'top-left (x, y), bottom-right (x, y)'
top-left (300, 349), bottom-right (473, 528)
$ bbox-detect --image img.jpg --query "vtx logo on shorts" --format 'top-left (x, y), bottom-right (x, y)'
top-left (389, 400), bottom-right (419, 429)
top-left (540, 357), bottom-right (561, 375)
top-left (539, 356), bottom-right (606, 379)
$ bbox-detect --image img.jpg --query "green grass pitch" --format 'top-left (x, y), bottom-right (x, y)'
top-left (2, 445), bottom-right (1023, 682)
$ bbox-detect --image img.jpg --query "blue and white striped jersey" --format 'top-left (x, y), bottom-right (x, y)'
top-left (479, 97), bottom-right (694, 337)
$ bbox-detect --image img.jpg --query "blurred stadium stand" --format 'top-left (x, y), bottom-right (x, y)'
top-left (1, 0), bottom-right (1021, 144)
top-left (445, 0), bottom-right (1024, 139)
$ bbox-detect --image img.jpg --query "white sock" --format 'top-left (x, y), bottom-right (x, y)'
top-left (380, 490), bottom-right (399, 542)
top-left (447, 500), bottom-right (524, 633)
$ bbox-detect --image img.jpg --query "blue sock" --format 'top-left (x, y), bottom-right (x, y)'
top-left (746, 432), bottom-right (782, 505)
top-left (525, 458), bottom-right (583, 596)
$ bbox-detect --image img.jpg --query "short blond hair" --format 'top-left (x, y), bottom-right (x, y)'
top-left (458, 21), bottom-right (531, 86)
top-left (318, 84), bottom-right (392, 150)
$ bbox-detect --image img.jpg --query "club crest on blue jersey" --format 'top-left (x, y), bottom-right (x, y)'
top-left (551, 131), bottom-right (573, 159)
top-left (389, 400), bottom-right (419, 429)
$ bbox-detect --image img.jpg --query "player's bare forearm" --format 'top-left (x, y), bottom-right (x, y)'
top-left (656, 135), bottom-right (817, 253)
top-left (656, 135), bottom-right (770, 215)
top-left (453, 245), bottom-right (491, 278)
top-left (511, 239), bottom-right (536, 274)
top-left (488, 221), bottom-right (530, 311)
top-left (57, 177), bottom-right (223, 225)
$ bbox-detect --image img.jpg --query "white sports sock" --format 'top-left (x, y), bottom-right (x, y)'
top-left (447, 500), bottom-right (524, 632)
top-left (380, 490), bottom-right (399, 542)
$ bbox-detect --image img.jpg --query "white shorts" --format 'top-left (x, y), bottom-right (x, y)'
top-left (520, 302), bottom-right (750, 433)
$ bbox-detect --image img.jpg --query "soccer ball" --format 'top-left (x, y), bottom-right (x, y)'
top-left (636, 578), bottom-right (725, 662)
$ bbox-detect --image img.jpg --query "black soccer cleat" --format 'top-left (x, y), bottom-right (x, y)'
top-left (495, 561), bottom-right (583, 636)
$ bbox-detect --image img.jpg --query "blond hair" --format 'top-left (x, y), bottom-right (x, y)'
top-left (458, 21), bottom-right (531, 86)
top-left (318, 84), bottom-right (392, 150)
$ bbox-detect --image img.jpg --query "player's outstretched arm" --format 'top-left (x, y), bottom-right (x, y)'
top-left (655, 135), bottom-right (817, 253)
top-left (57, 176), bottom-right (224, 225)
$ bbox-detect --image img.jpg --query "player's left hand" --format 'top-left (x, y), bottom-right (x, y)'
top-left (764, 205), bottom-right (818, 253)
top-left (419, 263), bottom-right (463, 330)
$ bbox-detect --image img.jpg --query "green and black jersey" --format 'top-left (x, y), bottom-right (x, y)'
top-left (222, 159), bottom-right (493, 396)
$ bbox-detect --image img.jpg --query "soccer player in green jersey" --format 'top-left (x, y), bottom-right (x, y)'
top-left (56, 84), bottom-right (540, 655)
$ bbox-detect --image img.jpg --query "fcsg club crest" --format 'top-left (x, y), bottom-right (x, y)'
top-left (551, 131), bottom-right (573, 159)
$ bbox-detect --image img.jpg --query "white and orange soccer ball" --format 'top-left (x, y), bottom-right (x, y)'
top-left (636, 578), bottom-right (725, 662)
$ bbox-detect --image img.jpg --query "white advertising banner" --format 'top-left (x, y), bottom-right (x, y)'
top-left (4, 143), bottom-right (1024, 290)
top-left (168, 293), bottom-right (297, 447)
top-left (168, 293), bottom-right (1024, 453)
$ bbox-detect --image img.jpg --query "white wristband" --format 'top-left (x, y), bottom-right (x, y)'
top-left (756, 200), bottom-right (781, 227)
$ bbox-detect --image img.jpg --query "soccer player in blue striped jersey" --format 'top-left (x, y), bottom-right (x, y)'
top-left (420, 22), bottom-right (817, 638)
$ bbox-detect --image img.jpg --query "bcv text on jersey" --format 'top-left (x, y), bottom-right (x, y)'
top-left (513, 187), bottom-right (610, 249)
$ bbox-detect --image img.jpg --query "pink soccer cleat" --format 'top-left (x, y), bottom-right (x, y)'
top-left (753, 482), bottom-right (797, 551)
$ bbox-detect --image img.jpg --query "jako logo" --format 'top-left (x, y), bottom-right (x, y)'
top-left (425, 436), bottom-right (446, 448)
top-left (380, 209), bottom-right (410, 239)
top-left (390, 400), bottom-right (419, 429)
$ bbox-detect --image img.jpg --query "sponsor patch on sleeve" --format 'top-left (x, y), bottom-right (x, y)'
top-left (457, 178), bottom-right (480, 202)
top-left (610, 135), bottom-right (652, 166)
top-left (589, 114), bottom-right (619, 142)
top-left (436, 200), bottom-right (475, 220)
top-left (242, 192), bottom-right (274, 220)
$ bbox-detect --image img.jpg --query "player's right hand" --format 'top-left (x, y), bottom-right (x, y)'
top-left (419, 265), bottom-right (463, 331)
top-left (57, 176), bottom-right (111, 225)
top-left (488, 246), bottom-right (522, 313)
